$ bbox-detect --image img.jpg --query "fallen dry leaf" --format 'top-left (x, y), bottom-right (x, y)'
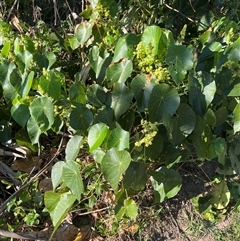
top-left (38, 178), bottom-right (53, 192)
top-left (11, 156), bottom-right (41, 173)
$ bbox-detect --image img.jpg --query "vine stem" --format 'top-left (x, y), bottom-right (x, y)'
top-left (0, 136), bottom-right (65, 214)
top-left (163, 2), bottom-right (195, 23)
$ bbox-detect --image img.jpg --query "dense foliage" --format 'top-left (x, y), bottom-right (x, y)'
top-left (0, 0), bottom-right (240, 238)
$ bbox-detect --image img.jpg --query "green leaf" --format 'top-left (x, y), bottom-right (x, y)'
top-left (228, 82), bottom-right (240, 97)
top-left (171, 103), bottom-right (196, 145)
top-left (75, 22), bottom-right (92, 47)
top-left (39, 73), bottom-right (62, 101)
top-left (215, 107), bottom-right (228, 127)
top-left (44, 191), bottom-right (76, 238)
top-left (87, 84), bottom-right (106, 108)
top-left (233, 103), bottom-right (240, 134)
top-left (145, 133), bottom-right (163, 159)
top-left (45, 52), bottom-right (57, 70)
top-left (228, 38), bottom-right (240, 61)
top-left (150, 167), bottom-right (182, 202)
top-left (65, 135), bottom-right (83, 161)
top-left (29, 96), bottom-right (54, 132)
top-left (141, 26), bottom-right (162, 55)
top-left (35, 52), bottom-right (56, 70)
top-left (0, 62), bottom-right (16, 101)
top-left (168, 64), bottom-right (186, 85)
top-left (70, 104), bottom-right (93, 133)
top-left (123, 162), bottom-right (148, 191)
top-left (35, 53), bottom-right (49, 69)
top-left (16, 49), bottom-right (33, 71)
top-left (98, 107), bottom-right (114, 126)
top-left (1, 42), bottom-right (11, 57)
top-left (101, 148), bottom-right (131, 190)
top-left (106, 127), bottom-right (129, 150)
top-left (111, 83), bottom-right (133, 119)
top-left (52, 115), bottom-right (63, 134)
top-left (229, 147), bottom-right (240, 175)
top-left (204, 109), bottom-right (216, 128)
top-left (89, 46), bottom-right (111, 82)
top-left (91, 149), bottom-right (106, 164)
top-left (214, 138), bottom-right (227, 165)
top-left (15, 128), bottom-right (37, 152)
top-left (21, 71), bottom-right (34, 98)
top-left (124, 198), bottom-right (138, 220)
top-left (113, 34), bottom-right (140, 62)
top-left (202, 73), bottom-right (216, 108)
top-left (117, 109), bottom-right (135, 131)
top-left (106, 59), bottom-right (133, 84)
top-left (26, 116), bottom-right (41, 144)
top-left (11, 70), bottom-right (34, 98)
top-left (130, 75), bottom-right (155, 112)
top-left (188, 73), bottom-right (206, 116)
top-left (148, 83), bottom-right (180, 122)
top-left (68, 36), bottom-right (80, 50)
top-left (62, 161), bottom-right (83, 200)
top-left (51, 161), bottom-right (65, 190)
top-left (88, 123), bottom-right (109, 152)
top-left (11, 103), bottom-right (30, 127)
top-left (196, 47), bottom-right (215, 72)
top-left (209, 180), bottom-right (230, 209)
top-left (166, 45), bottom-right (194, 71)
top-left (69, 82), bottom-right (86, 105)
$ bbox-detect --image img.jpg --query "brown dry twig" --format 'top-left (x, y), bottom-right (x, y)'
top-left (0, 136), bottom-right (64, 214)
top-left (0, 229), bottom-right (47, 240)
top-left (163, 2), bottom-right (195, 23)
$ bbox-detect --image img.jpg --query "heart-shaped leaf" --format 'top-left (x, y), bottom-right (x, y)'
top-left (130, 75), bottom-right (155, 112)
top-left (111, 83), bottom-right (133, 119)
top-left (75, 21), bottom-right (92, 47)
top-left (106, 127), bottom-right (129, 150)
top-left (11, 103), bottom-right (30, 127)
top-left (70, 104), bottom-right (93, 133)
top-left (113, 34), bottom-right (140, 62)
top-left (106, 59), bottom-right (133, 84)
top-left (44, 191), bottom-right (76, 239)
top-left (101, 148), bottom-right (131, 190)
top-left (142, 26), bottom-right (162, 55)
top-left (166, 45), bottom-right (194, 71)
top-left (62, 161), bottom-right (83, 200)
top-left (148, 83), bottom-right (180, 122)
top-left (29, 96), bottom-right (54, 132)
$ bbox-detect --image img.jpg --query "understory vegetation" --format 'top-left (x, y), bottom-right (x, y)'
top-left (0, 0), bottom-right (240, 240)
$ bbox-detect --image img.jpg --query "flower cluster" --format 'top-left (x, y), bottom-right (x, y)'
top-left (94, 2), bottom-right (120, 48)
top-left (134, 42), bottom-right (170, 82)
top-left (135, 120), bottom-right (158, 147)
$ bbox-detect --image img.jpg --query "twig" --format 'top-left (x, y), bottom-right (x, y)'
top-left (0, 137), bottom-right (64, 214)
top-left (53, 0), bottom-right (60, 25)
top-left (6, 0), bottom-right (19, 21)
top-left (163, 2), bottom-right (195, 23)
top-left (188, 0), bottom-right (196, 13)
top-left (165, 202), bottom-right (191, 241)
top-left (0, 228), bottom-right (46, 240)
top-left (70, 206), bottom-right (110, 216)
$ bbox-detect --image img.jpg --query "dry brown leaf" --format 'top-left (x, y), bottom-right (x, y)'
top-left (38, 178), bottom-right (53, 192)
top-left (36, 223), bottom-right (91, 241)
top-left (123, 223), bottom-right (139, 235)
top-left (10, 14), bottom-right (23, 33)
top-left (11, 156), bottom-right (41, 173)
